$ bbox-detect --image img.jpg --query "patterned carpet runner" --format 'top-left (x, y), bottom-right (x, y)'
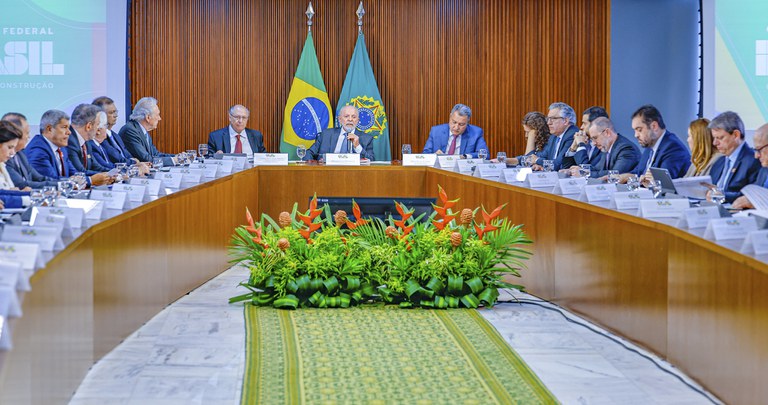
top-left (241, 306), bottom-right (556, 404)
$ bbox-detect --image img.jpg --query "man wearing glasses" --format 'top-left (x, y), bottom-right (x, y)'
top-left (732, 122), bottom-right (768, 209)
top-left (208, 105), bottom-right (266, 157)
top-left (568, 117), bottom-right (639, 178)
top-left (92, 96), bottom-right (137, 165)
top-left (119, 96), bottom-right (177, 166)
top-left (531, 102), bottom-right (578, 171)
top-left (707, 111), bottom-right (761, 203)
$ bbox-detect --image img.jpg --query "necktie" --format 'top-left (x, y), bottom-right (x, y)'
top-left (234, 134), bottom-right (243, 154)
top-left (56, 148), bottom-right (66, 176)
top-left (109, 135), bottom-right (125, 159)
top-left (717, 159), bottom-right (732, 190)
top-left (644, 149), bottom-right (656, 174)
top-left (447, 135), bottom-right (458, 155)
top-left (603, 151), bottom-right (610, 170)
top-left (340, 134), bottom-right (349, 154)
top-left (81, 144), bottom-right (88, 167)
top-left (553, 135), bottom-right (563, 158)
top-left (14, 154), bottom-right (28, 179)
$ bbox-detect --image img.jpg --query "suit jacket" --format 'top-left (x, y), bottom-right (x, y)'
top-left (118, 120), bottom-right (175, 166)
top-left (25, 134), bottom-right (79, 179)
top-left (755, 167), bottom-right (768, 188)
top-left (633, 131), bottom-right (691, 178)
top-left (5, 150), bottom-right (59, 189)
top-left (304, 128), bottom-right (375, 161)
top-left (536, 125), bottom-right (577, 171)
top-left (709, 143), bottom-right (761, 203)
top-left (422, 124), bottom-right (488, 159)
top-left (561, 141), bottom-right (602, 169)
top-left (592, 135), bottom-right (641, 177)
top-left (102, 129), bottom-right (134, 164)
top-left (207, 127), bottom-right (266, 155)
top-left (89, 140), bottom-right (116, 170)
top-left (0, 190), bottom-right (28, 208)
top-left (67, 130), bottom-right (109, 175)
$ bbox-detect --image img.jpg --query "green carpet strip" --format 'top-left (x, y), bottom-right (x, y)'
top-left (242, 306), bottom-right (557, 404)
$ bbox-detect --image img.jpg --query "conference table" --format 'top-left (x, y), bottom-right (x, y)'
top-left (1, 164), bottom-right (766, 404)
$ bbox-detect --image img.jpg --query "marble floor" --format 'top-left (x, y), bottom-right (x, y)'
top-left (70, 266), bottom-right (721, 405)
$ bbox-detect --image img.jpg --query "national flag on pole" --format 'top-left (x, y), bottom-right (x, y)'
top-left (336, 32), bottom-right (391, 161)
top-left (280, 32), bottom-right (333, 160)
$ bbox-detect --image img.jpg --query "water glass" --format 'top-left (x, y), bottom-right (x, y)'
top-left (496, 152), bottom-right (507, 164)
top-left (401, 144), bottom-right (412, 159)
top-left (477, 148), bottom-right (488, 161)
top-left (650, 180), bottom-right (663, 198)
top-left (72, 172), bottom-right (87, 190)
top-left (42, 186), bottom-right (57, 206)
top-left (626, 174), bottom-right (640, 191)
top-left (153, 157), bottom-right (164, 170)
top-left (57, 180), bottom-right (74, 198)
top-left (197, 143), bottom-right (209, 161)
top-left (522, 155), bottom-right (535, 168)
top-left (296, 144), bottom-right (307, 161)
top-left (127, 165), bottom-right (140, 178)
top-left (578, 164), bottom-right (591, 178)
top-left (710, 187), bottom-right (726, 204)
top-left (607, 170), bottom-right (620, 184)
top-left (186, 150), bottom-right (196, 165)
top-left (542, 160), bottom-right (554, 172)
top-left (30, 189), bottom-right (44, 206)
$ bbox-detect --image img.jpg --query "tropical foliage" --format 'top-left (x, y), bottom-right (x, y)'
top-left (229, 186), bottom-right (532, 309)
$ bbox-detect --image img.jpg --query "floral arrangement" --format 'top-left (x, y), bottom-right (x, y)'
top-left (228, 186), bottom-right (532, 309)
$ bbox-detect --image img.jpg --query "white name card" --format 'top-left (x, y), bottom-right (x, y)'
top-left (610, 189), bottom-right (654, 210)
top-left (1, 225), bottom-right (64, 251)
top-left (499, 168), bottom-right (532, 184)
top-left (740, 230), bottom-right (768, 255)
top-left (189, 163), bottom-right (219, 178)
top-left (526, 172), bottom-right (559, 188)
top-left (221, 155), bottom-right (247, 171)
top-left (253, 153), bottom-right (289, 166)
top-left (170, 168), bottom-right (204, 184)
top-left (704, 216), bottom-right (758, 241)
top-left (206, 158), bottom-right (235, 175)
top-left (553, 178), bottom-right (587, 195)
top-left (0, 242), bottom-right (42, 271)
top-left (637, 199), bottom-right (690, 218)
top-left (0, 259), bottom-right (28, 293)
top-left (155, 171), bottom-right (183, 188)
top-left (455, 159), bottom-right (481, 175)
top-left (472, 163), bottom-right (504, 180)
top-left (33, 206), bottom-right (86, 229)
top-left (403, 154), bottom-right (437, 166)
top-left (30, 213), bottom-right (72, 238)
top-left (89, 189), bottom-right (129, 210)
top-left (130, 178), bottom-right (163, 196)
top-left (676, 206), bottom-right (721, 229)
top-left (325, 153), bottom-right (361, 166)
top-left (435, 155), bottom-right (459, 170)
top-left (56, 198), bottom-right (105, 220)
top-left (111, 183), bottom-right (147, 202)
top-left (578, 184), bottom-right (618, 202)
top-left (0, 262), bottom-right (22, 318)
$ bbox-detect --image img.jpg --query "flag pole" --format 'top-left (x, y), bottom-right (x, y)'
top-left (356, 1), bottom-right (365, 34)
top-left (306, 2), bottom-right (315, 33)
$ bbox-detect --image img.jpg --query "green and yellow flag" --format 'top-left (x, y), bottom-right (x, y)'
top-left (280, 32), bottom-right (333, 159)
top-left (336, 32), bottom-right (391, 161)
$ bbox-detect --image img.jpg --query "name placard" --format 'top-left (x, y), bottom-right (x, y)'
top-left (206, 158), bottom-right (235, 175)
top-left (402, 154), bottom-right (437, 166)
top-left (31, 213), bottom-right (72, 238)
top-left (741, 230), bottom-right (768, 255)
top-left (578, 184), bottom-right (617, 202)
top-left (89, 189), bottom-right (129, 210)
top-left (455, 159), bottom-right (481, 175)
top-left (499, 168), bottom-right (532, 184)
top-left (0, 242), bottom-right (43, 270)
top-left (33, 206), bottom-right (86, 229)
top-left (637, 199), bottom-right (690, 218)
top-left (130, 177), bottom-right (163, 196)
top-left (169, 167), bottom-right (204, 184)
top-left (253, 153), bottom-right (289, 166)
top-left (553, 178), bottom-right (587, 195)
top-left (472, 163), bottom-right (504, 180)
top-left (704, 217), bottom-right (758, 241)
top-left (526, 172), bottom-right (560, 188)
top-left (189, 163), bottom-right (220, 178)
top-left (0, 262), bottom-right (22, 319)
top-left (155, 171), bottom-right (183, 188)
top-left (0, 259), bottom-right (30, 292)
top-left (609, 189), bottom-right (654, 210)
top-left (0, 225), bottom-right (64, 251)
top-left (676, 206), bottom-right (721, 229)
top-left (111, 183), bottom-right (148, 202)
top-left (221, 155), bottom-right (247, 171)
top-left (434, 155), bottom-right (459, 170)
top-left (56, 198), bottom-right (105, 220)
top-left (325, 153), bottom-right (361, 166)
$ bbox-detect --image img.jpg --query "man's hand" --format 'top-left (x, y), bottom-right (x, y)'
top-left (90, 173), bottom-right (114, 186)
top-left (568, 165), bottom-right (581, 177)
top-left (0, 199), bottom-right (4, 210)
top-left (571, 131), bottom-right (587, 150)
top-left (347, 133), bottom-right (360, 148)
top-left (531, 164), bottom-right (544, 171)
top-left (136, 162), bottom-right (151, 176)
top-left (732, 196), bottom-right (754, 210)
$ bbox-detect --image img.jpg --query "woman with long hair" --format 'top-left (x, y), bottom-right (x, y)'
top-left (509, 111), bottom-right (550, 166)
top-left (684, 118), bottom-right (722, 177)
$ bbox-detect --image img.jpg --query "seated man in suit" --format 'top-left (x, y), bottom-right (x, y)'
top-left (119, 96), bottom-right (177, 166)
top-left (26, 109), bottom-right (111, 187)
top-left (1, 112), bottom-right (60, 189)
top-left (562, 106), bottom-right (608, 169)
top-left (628, 104), bottom-right (691, 180)
top-left (67, 103), bottom-right (112, 175)
top-left (208, 104), bottom-right (266, 156)
top-left (93, 96), bottom-right (136, 164)
top-left (89, 111), bottom-right (117, 170)
top-left (303, 105), bottom-right (375, 161)
top-left (707, 111), bottom-right (761, 203)
top-left (732, 123), bottom-right (768, 209)
top-left (530, 102), bottom-right (578, 171)
top-left (422, 103), bottom-right (488, 159)
top-left (569, 117), bottom-right (640, 178)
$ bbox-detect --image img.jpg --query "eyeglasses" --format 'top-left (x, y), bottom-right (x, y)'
top-left (755, 143), bottom-right (768, 155)
top-left (230, 114), bottom-right (249, 121)
top-left (546, 116), bottom-right (564, 123)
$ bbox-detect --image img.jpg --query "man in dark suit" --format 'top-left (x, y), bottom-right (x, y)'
top-left (118, 96), bottom-right (176, 166)
top-left (562, 106), bottom-right (608, 169)
top-left (208, 104), bottom-right (266, 156)
top-left (629, 104), bottom-right (691, 179)
top-left (531, 102), bottom-right (578, 171)
top-left (733, 123), bottom-right (768, 209)
top-left (707, 112), bottom-right (761, 203)
top-left (422, 104), bottom-right (488, 159)
top-left (1, 112), bottom-right (59, 189)
top-left (571, 117), bottom-right (640, 178)
top-left (93, 96), bottom-right (136, 164)
top-left (303, 105), bottom-right (375, 161)
top-left (25, 110), bottom-right (111, 186)
top-left (67, 103), bottom-right (111, 175)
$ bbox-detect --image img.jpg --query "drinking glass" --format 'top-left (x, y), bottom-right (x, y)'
top-left (30, 189), bottom-right (44, 206)
top-left (57, 180), bottom-right (74, 198)
top-left (401, 144), bottom-right (412, 159)
top-left (153, 157), bottom-right (164, 170)
top-left (114, 163), bottom-right (127, 183)
top-left (477, 148), bottom-right (488, 161)
top-left (296, 144), bottom-right (307, 162)
top-left (496, 152), bottom-right (507, 164)
top-left (626, 174), bottom-right (640, 191)
top-left (198, 144), bottom-right (209, 162)
top-left (542, 160), bottom-right (554, 172)
top-left (650, 180), bottom-right (663, 198)
top-left (42, 186), bottom-right (57, 206)
top-left (522, 155), bottom-right (535, 168)
top-left (127, 165), bottom-right (140, 178)
top-left (607, 170), bottom-right (620, 184)
top-left (186, 150), bottom-right (196, 165)
top-left (710, 187), bottom-right (726, 204)
top-left (72, 172), bottom-right (87, 191)
top-left (578, 164), bottom-right (591, 178)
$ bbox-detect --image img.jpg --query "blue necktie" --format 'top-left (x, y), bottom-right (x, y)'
top-left (762, 174), bottom-right (768, 188)
top-left (717, 159), bottom-right (732, 190)
top-left (340, 134), bottom-right (350, 153)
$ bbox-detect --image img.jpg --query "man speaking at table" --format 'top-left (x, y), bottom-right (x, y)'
top-left (119, 97), bottom-right (177, 166)
top-left (303, 105), bottom-right (374, 161)
top-left (208, 104), bottom-right (266, 156)
top-left (422, 104), bottom-right (487, 159)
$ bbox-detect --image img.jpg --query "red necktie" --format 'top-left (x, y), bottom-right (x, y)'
top-left (234, 134), bottom-right (243, 154)
top-left (81, 144), bottom-right (88, 167)
top-left (447, 135), bottom-right (458, 155)
top-left (56, 148), bottom-right (66, 176)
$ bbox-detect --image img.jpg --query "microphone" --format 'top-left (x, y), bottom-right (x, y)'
top-left (346, 129), bottom-right (354, 153)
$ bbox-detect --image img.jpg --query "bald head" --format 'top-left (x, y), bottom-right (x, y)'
top-left (753, 123), bottom-right (768, 167)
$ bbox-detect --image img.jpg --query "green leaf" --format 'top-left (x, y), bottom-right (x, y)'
top-left (274, 294), bottom-right (299, 309)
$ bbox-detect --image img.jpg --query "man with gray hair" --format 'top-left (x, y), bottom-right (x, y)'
top-left (569, 117), bottom-right (640, 178)
top-left (732, 123), bottom-right (768, 209)
top-left (422, 103), bottom-right (488, 159)
top-left (530, 102), bottom-right (578, 171)
top-left (67, 103), bottom-right (112, 175)
top-left (208, 104), bottom-right (266, 156)
top-left (119, 96), bottom-right (176, 166)
top-left (303, 104), bottom-right (375, 161)
top-left (708, 111), bottom-right (761, 203)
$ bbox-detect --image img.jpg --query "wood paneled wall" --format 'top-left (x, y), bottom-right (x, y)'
top-left (129, 0), bottom-right (610, 158)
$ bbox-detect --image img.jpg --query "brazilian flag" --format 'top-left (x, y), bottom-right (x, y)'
top-left (280, 32), bottom-right (333, 159)
top-left (336, 33), bottom-right (391, 161)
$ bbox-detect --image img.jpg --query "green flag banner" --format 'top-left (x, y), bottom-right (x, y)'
top-left (336, 33), bottom-right (391, 161)
top-left (280, 32), bottom-right (333, 160)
